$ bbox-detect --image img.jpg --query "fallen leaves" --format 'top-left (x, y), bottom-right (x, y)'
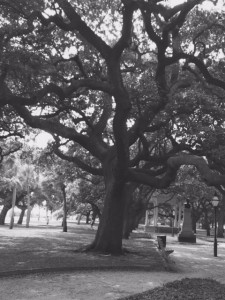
top-left (119, 278), bottom-right (225, 300)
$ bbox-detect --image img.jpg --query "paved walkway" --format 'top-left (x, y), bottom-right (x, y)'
top-left (0, 223), bottom-right (225, 300)
top-left (163, 234), bottom-right (225, 284)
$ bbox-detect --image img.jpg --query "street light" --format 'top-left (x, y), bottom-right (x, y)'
top-left (212, 193), bottom-right (220, 257)
top-left (172, 210), bottom-right (175, 237)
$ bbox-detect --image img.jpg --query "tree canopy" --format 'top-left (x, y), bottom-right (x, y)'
top-left (1, 0), bottom-right (225, 253)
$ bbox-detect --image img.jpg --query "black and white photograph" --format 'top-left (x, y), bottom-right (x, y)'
top-left (1, 0), bottom-right (225, 299)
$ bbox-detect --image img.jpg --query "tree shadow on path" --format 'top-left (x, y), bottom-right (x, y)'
top-left (0, 223), bottom-right (166, 276)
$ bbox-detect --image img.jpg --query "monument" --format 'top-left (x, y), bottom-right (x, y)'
top-left (178, 200), bottom-right (196, 243)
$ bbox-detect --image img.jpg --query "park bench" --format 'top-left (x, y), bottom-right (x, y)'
top-left (156, 236), bottom-right (174, 258)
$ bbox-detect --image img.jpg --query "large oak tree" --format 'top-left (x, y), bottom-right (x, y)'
top-left (1, 0), bottom-right (225, 253)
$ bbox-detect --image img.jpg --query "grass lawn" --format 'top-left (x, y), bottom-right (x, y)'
top-left (0, 222), bottom-right (165, 275)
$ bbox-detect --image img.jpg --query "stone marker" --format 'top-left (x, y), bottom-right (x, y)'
top-left (178, 200), bottom-right (196, 243)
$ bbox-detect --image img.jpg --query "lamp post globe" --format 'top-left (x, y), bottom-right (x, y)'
top-left (212, 195), bottom-right (219, 208)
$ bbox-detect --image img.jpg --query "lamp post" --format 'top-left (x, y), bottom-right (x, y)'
top-left (172, 210), bottom-right (175, 237)
top-left (212, 193), bottom-right (219, 257)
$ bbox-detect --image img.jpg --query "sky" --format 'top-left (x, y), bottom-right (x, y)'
top-left (26, 132), bottom-right (53, 149)
top-left (34, 132), bottom-right (53, 148)
top-left (167, 0), bottom-right (224, 11)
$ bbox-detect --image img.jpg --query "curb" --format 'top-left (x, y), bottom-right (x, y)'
top-left (0, 264), bottom-right (168, 278)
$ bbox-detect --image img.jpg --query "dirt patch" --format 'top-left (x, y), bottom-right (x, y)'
top-left (0, 223), bottom-right (165, 276)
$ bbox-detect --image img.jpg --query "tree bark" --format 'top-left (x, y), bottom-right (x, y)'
top-left (122, 184), bottom-right (135, 239)
top-left (90, 174), bottom-right (127, 254)
top-left (86, 211), bottom-right (90, 224)
top-left (9, 185), bottom-right (17, 229)
top-left (217, 197), bottom-right (225, 238)
top-left (191, 207), bottom-right (197, 234)
top-left (123, 186), bottom-right (154, 239)
top-left (0, 192), bottom-right (26, 225)
top-left (0, 205), bottom-right (11, 225)
top-left (192, 216), bottom-right (197, 234)
top-left (89, 202), bottom-right (101, 227)
top-left (17, 207), bottom-right (26, 225)
top-left (26, 185), bottom-right (31, 228)
top-left (122, 184), bottom-right (145, 239)
top-left (202, 211), bottom-right (210, 236)
top-left (77, 214), bottom-right (82, 224)
top-left (61, 184), bottom-right (67, 232)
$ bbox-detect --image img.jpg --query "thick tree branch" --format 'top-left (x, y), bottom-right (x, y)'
top-left (166, 53), bottom-right (225, 90)
top-left (30, 10), bottom-right (73, 31)
top-left (113, 2), bottom-right (135, 59)
top-left (167, 155), bottom-right (225, 186)
top-left (0, 83), bottom-right (64, 107)
top-left (0, 77), bottom-right (113, 108)
top-left (128, 154), bottom-right (225, 188)
top-left (53, 145), bottom-right (103, 176)
top-left (141, 9), bottom-right (162, 46)
top-left (65, 78), bottom-right (113, 96)
top-left (54, 0), bottom-right (112, 59)
top-left (164, 0), bottom-right (201, 33)
top-left (12, 105), bottom-right (107, 160)
top-left (93, 95), bottom-right (112, 136)
top-left (127, 165), bottom-right (178, 188)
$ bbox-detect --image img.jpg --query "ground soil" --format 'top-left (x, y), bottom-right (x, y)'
top-left (0, 221), bottom-right (225, 300)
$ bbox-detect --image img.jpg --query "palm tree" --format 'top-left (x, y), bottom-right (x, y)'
top-left (2, 157), bottom-right (24, 229)
top-left (21, 163), bottom-right (35, 228)
top-left (0, 156), bottom-right (38, 229)
top-left (9, 183), bottom-right (17, 229)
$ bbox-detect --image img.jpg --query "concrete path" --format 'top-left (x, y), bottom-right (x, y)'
top-left (167, 234), bottom-right (225, 284)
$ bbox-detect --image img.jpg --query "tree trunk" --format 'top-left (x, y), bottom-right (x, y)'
top-left (122, 184), bottom-right (141, 239)
top-left (217, 197), bottom-right (225, 238)
top-left (122, 184), bottom-right (135, 239)
top-left (0, 205), bottom-right (11, 225)
top-left (17, 207), bottom-right (26, 224)
top-left (9, 185), bottom-right (17, 229)
top-left (205, 220), bottom-right (211, 236)
top-left (77, 214), bottom-right (82, 224)
top-left (123, 186), bottom-right (153, 239)
top-left (202, 210), bottom-right (210, 236)
top-left (38, 205), bottom-right (41, 221)
top-left (206, 224), bottom-right (210, 236)
top-left (46, 206), bottom-right (49, 225)
top-left (90, 202), bottom-right (101, 227)
top-left (123, 213), bottom-right (143, 239)
top-left (86, 211), bottom-right (90, 224)
top-left (191, 212), bottom-right (197, 234)
top-left (192, 219), bottom-right (197, 234)
top-left (0, 192), bottom-right (26, 225)
top-left (61, 184), bottom-right (67, 232)
top-left (90, 176), bottom-right (127, 255)
top-left (26, 185), bottom-right (31, 228)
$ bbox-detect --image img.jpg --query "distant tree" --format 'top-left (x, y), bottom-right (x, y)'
top-left (167, 166), bottom-right (217, 234)
top-left (0, 157), bottom-right (25, 229)
top-left (0, 145), bottom-right (46, 226)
